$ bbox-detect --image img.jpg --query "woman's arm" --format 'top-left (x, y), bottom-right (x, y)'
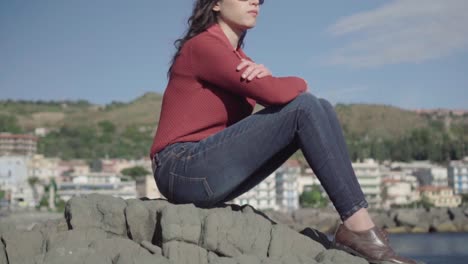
top-left (190, 35), bottom-right (307, 105)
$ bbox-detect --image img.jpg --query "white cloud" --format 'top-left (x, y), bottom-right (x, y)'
top-left (327, 0), bottom-right (468, 68)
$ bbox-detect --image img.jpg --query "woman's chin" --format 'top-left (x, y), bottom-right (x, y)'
top-left (240, 22), bottom-right (257, 30)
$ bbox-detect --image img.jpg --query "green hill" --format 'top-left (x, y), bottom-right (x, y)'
top-left (0, 93), bottom-right (466, 161)
top-left (0, 92), bottom-right (164, 132)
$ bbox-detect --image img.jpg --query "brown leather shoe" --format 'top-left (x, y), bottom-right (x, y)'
top-left (333, 224), bottom-right (419, 264)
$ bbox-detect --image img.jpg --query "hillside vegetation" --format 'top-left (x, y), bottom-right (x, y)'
top-left (1, 92), bottom-right (466, 163)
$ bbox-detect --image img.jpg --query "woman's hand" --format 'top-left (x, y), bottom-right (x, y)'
top-left (236, 59), bottom-right (272, 81)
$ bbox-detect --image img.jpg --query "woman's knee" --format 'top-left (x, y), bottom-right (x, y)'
top-left (318, 98), bottom-right (333, 111)
top-left (293, 92), bottom-right (322, 111)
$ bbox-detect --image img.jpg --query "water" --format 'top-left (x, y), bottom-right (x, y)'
top-left (389, 233), bottom-right (468, 264)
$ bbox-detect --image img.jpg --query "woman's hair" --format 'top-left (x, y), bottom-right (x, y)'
top-left (167, 0), bottom-right (247, 79)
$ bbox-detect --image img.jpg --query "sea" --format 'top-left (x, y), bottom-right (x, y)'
top-left (388, 232), bottom-right (468, 264)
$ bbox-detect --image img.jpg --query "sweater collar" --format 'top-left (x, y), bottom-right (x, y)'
top-left (207, 23), bottom-right (242, 52)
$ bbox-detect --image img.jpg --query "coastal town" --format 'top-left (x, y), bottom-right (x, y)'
top-left (1, 131), bottom-right (466, 214)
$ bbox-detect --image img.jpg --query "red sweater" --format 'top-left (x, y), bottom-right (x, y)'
top-left (150, 23), bottom-right (307, 158)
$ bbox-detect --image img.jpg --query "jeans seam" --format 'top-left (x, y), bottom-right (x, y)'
top-left (187, 109), bottom-right (299, 160)
top-left (203, 179), bottom-right (214, 197)
top-left (340, 199), bottom-right (368, 221)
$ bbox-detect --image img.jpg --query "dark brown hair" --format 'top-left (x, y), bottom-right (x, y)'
top-left (166, 0), bottom-right (249, 79)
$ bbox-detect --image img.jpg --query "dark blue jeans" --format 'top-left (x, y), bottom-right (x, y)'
top-left (152, 92), bottom-right (368, 221)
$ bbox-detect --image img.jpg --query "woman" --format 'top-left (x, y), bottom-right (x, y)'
top-left (150, 1), bottom-right (418, 263)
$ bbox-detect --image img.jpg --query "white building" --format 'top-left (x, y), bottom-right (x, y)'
top-left (58, 160), bottom-right (90, 181)
top-left (382, 174), bottom-right (420, 209)
top-left (352, 159), bottom-right (382, 208)
top-left (431, 167), bottom-right (449, 187)
top-left (298, 167), bottom-right (321, 195)
top-left (57, 172), bottom-right (137, 201)
top-left (27, 154), bottom-right (60, 182)
top-left (390, 160), bottom-right (448, 187)
top-left (0, 156), bottom-right (35, 207)
top-left (448, 160), bottom-right (468, 194)
top-left (232, 173), bottom-right (278, 211)
top-left (275, 160), bottom-right (301, 213)
top-left (418, 186), bottom-right (462, 207)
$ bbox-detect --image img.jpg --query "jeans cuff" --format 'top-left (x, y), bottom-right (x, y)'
top-left (340, 199), bottom-right (369, 222)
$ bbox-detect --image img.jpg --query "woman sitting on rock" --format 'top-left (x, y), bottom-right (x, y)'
top-left (149, 1), bottom-right (418, 263)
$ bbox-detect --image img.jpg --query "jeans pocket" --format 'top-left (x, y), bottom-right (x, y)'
top-left (169, 172), bottom-right (213, 207)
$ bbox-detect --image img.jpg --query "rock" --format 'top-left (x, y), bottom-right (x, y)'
top-left (0, 238), bottom-right (8, 264)
top-left (46, 228), bottom-right (108, 251)
top-left (447, 207), bottom-right (465, 220)
top-left (433, 221), bottom-right (458, 232)
top-left (161, 203), bottom-right (203, 244)
top-left (42, 247), bottom-right (113, 264)
top-left (268, 255), bottom-right (319, 264)
top-left (428, 208), bottom-right (450, 226)
top-left (202, 207), bottom-right (272, 257)
top-left (125, 198), bottom-right (168, 244)
top-left (395, 210), bottom-right (420, 227)
top-left (372, 212), bottom-right (396, 229)
top-left (65, 194), bottom-right (128, 236)
top-left (163, 240), bottom-right (208, 264)
top-left (141, 240), bottom-right (162, 255)
top-left (115, 253), bottom-right (170, 264)
top-left (385, 226), bottom-right (410, 233)
top-left (263, 210), bottom-right (294, 226)
top-left (315, 249), bottom-right (368, 264)
top-left (0, 220), bottom-right (15, 236)
top-left (1, 230), bottom-right (45, 264)
top-left (411, 226), bottom-right (429, 233)
top-left (0, 195), bottom-right (372, 264)
top-left (268, 224), bottom-right (325, 259)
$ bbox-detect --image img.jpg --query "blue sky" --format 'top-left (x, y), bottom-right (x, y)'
top-left (1, 0), bottom-right (467, 110)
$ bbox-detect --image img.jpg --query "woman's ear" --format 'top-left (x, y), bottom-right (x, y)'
top-left (212, 2), bottom-right (221, 12)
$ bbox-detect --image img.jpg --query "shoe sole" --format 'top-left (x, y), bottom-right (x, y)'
top-left (333, 242), bottom-right (390, 264)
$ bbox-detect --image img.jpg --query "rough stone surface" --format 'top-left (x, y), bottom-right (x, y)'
top-left (0, 194), bottom-right (378, 264)
top-left (0, 242), bottom-right (7, 264)
top-left (268, 224), bottom-right (325, 259)
top-left (65, 194), bottom-right (128, 236)
top-left (141, 240), bottom-right (163, 255)
top-left (315, 249), bottom-right (368, 264)
top-left (433, 220), bottom-right (458, 232)
top-left (163, 240), bottom-right (208, 264)
top-left (2, 230), bottom-right (44, 264)
top-left (202, 207), bottom-right (272, 257)
top-left (161, 203), bottom-right (204, 245)
top-left (125, 198), bottom-right (169, 244)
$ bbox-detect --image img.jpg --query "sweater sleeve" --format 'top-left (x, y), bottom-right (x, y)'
top-left (190, 36), bottom-right (307, 105)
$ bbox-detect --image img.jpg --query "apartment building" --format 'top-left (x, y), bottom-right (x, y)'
top-left (352, 159), bottom-right (382, 208)
top-left (275, 160), bottom-right (301, 212)
top-left (418, 186), bottom-right (462, 207)
top-left (232, 173), bottom-right (278, 211)
top-left (0, 133), bottom-right (38, 156)
top-left (57, 172), bottom-right (137, 201)
top-left (448, 159), bottom-right (468, 194)
top-left (0, 156), bottom-right (35, 207)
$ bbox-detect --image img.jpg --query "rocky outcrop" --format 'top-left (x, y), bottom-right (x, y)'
top-left (268, 206), bottom-right (468, 234)
top-left (370, 207), bottom-right (468, 233)
top-left (0, 194), bottom-right (368, 264)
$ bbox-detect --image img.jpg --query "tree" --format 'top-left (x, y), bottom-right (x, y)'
top-left (0, 114), bottom-right (21, 133)
top-left (121, 166), bottom-right (150, 180)
top-left (299, 185), bottom-right (329, 208)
